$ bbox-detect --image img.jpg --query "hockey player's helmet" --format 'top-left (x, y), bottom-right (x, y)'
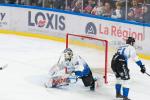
top-left (126, 37), bottom-right (135, 46)
top-left (63, 48), bottom-right (73, 61)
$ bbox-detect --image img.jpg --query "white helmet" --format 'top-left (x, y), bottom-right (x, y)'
top-left (63, 48), bottom-right (73, 61)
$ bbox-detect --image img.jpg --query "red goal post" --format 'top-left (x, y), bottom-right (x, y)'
top-left (66, 33), bottom-right (108, 84)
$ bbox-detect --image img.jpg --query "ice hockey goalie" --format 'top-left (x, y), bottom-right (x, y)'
top-left (45, 48), bottom-right (96, 91)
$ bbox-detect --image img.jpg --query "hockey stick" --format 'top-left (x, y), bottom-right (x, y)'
top-left (0, 64), bottom-right (8, 70)
top-left (57, 54), bottom-right (63, 65)
top-left (145, 72), bottom-right (150, 77)
top-left (57, 56), bottom-right (61, 64)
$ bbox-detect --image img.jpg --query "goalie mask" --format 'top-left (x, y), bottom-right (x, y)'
top-left (63, 48), bottom-right (73, 61)
top-left (126, 37), bottom-right (135, 46)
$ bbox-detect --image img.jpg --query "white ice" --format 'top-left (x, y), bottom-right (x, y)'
top-left (0, 34), bottom-right (149, 100)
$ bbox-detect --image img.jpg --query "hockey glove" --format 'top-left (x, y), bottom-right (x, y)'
top-left (140, 65), bottom-right (146, 73)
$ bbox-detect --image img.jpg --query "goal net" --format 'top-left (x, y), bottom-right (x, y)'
top-left (66, 33), bottom-right (108, 84)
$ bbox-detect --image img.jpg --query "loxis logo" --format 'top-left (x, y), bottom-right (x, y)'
top-left (28, 11), bottom-right (65, 31)
top-left (0, 12), bottom-right (7, 27)
top-left (85, 22), bottom-right (97, 35)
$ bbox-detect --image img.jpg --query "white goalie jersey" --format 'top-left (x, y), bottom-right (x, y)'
top-left (49, 54), bottom-right (87, 77)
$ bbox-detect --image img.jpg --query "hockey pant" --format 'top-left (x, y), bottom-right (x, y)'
top-left (80, 70), bottom-right (95, 87)
top-left (111, 53), bottom-right (130, 80)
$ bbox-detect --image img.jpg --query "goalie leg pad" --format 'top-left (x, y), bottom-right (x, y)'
top-left (45, 75), bottom-right (71, 88)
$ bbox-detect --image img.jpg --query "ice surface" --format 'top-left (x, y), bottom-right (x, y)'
top-left (0, 34), bottom-right (149, 100)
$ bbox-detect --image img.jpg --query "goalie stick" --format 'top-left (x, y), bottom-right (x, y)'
top-left (0, 64), bottom-right (8, 70)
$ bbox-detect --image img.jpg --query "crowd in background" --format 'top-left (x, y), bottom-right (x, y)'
top-left (0, 0), bottom-right (150, 24)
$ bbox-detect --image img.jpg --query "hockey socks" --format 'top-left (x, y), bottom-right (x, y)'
top-left (115, 84), bottom-right (121, 94)
top-left (123, 87), bottom-right (129, 97)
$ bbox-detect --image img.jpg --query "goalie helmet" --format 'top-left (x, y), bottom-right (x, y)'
top-left (63, 48), bottom-right (73, 61)
top-left (126, 37), bottom-right (135, 46)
